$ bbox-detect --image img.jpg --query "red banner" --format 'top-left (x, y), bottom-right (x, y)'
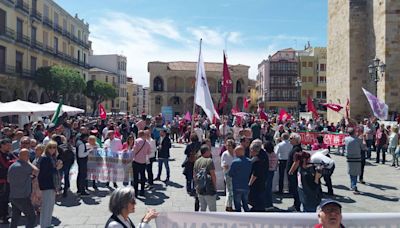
top-left (299, 132), bottom-right (348, 146)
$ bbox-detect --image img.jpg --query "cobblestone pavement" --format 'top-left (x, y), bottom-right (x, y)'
top-left (4, 143), bottom-right (400, 227)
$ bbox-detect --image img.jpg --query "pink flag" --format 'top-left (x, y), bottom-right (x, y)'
top-left (184, 111), bottom-right (191, 121)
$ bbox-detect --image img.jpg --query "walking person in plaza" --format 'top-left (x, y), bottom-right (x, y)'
top-left (105, 186), bottom-right (158, 228)
top-left (229, 145), bottom-right (252, 212)
top-left (345, 128), bottom-right (362, 194)
top-left (132, 130), bottom-right (151, 197)
top-left (38, 141), bottom-right (63, 228)
top-left (193, 145), bottom-right (217, 212)
top-left (275, 133), bottom-right (292, 194)
top-left (220, 139), bottom-right (236, 211)
top-left (8, 148), bottom-right (38, 228)
top-left (145, 130), bottom-right (156, 189)
top-left (155, 129), bottom-right (171, 182)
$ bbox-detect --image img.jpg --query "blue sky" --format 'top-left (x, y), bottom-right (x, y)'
top-left (55, 0), bottom-right (327, 86)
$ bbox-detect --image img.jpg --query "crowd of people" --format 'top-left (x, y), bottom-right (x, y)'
top-left (0, 111), bottom-right (395, 227)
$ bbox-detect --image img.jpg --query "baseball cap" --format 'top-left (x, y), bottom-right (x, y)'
top-left (318, 199), bottom-right (342, 211)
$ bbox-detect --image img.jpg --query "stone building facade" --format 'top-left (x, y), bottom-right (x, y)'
top-left (327, 0), bottom-right (400, 122)
top-left (0, 0), bottom-right (90, 107)
top-left (148, 61), bottom-right (249, 116)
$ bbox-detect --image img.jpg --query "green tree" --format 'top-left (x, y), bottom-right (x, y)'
top-left (84, 80), bottom-right (117, 115)
top-left (35, 66), bottom-right (85, 101)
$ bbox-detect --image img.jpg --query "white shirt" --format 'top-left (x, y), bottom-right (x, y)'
top-left (104, 138), bottom-right (123, 152)
top-left (42, 136), bottom-right (50, 146)
top-left (77, 140), bottom-right (89, 158)
top-left (310, 152), bottom-right (335, 169)
top-left (221, 150), bottom-right (236, 172)
top-left (219, 124), bottom-right (232, 137)
top-left (232, 126), bottom-right (243, 141)
top-left (102, 127), bottom-right (109, 141)
top-left (275, 140), bottom-right (293, 160)
top-left (194, 127), bottom-right (203, 142)
top-left (147, 138), bottom-right (157, 158)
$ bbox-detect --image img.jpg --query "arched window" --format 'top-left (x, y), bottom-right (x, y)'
top-left (236, 80), bottom-right (242, 93)
top-left (153, 77), bottom-right (164, 91)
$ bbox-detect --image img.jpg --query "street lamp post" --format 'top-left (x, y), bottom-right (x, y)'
top-left (295, 77), bottom-right (302, 117)
top-left (368, 57), bottom-right (386, 96)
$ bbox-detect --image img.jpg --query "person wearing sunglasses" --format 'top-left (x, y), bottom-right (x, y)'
top-left (106, 186), bottom-right (158, 228)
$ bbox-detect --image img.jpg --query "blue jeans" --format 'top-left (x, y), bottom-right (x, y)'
top-left (265, 170), bottom-right (274, 208)
top-left (233, 189), bottom-right (249, 212)
top-left (157, 158), bottom-right (170, 179)
top-left (350, 175), bottom-right (358, 190)
top-left (365, 139), bottom-right (373, 159)
top-left (60, 163), bottom-right (72, 190)
top-left (298, 188), bottom-right (318, 212)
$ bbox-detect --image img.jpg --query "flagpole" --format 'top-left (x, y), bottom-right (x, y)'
top-left (191, 39), bottom-right (202, 131)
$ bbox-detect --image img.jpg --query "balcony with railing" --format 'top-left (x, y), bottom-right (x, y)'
top-left (30, 9), bottom-right (42, 21)
top-left (16, 32), bottom-right (30, 46)
top-left (43, 16), bottom-right (53, 28)
top-left (54, 24), bottom-right (63, 34)
top-left (16, 0), bottom-right (29, 14)
top-left (1, 65), bottom-right (33, 79)
top-left (0, 27), bottom-right (16, 41)
top-left (44, 44), bottom-right (54, 54)
top-left (1, 0), bottom-right (15, 6)
top-left (31, 39), bottom-right (43, 51)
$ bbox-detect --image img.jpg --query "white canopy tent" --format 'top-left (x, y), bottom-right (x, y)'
top-left (0, 100), bottom-right (55, 117)
top-left (41, 102), bottom-right (85, 115)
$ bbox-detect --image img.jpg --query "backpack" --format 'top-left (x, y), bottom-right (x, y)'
top-left (195, 167), bottom-right (215, 195)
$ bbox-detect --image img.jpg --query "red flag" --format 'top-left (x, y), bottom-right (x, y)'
top-left (99, 104), bottom-right (107, 120)
top-left (243, 98), bottom-right (250, 109)
top-left (259, 110), bottom-right (268, 121)
top-left (219, 51), bottom-right (233, 109)
top-left (322, 103), bottom-right (343, 112)
top-left (278, 109), bottom-right (292, 122)
top-left (184, 111), bottom-right (191, 121)
top-left (306, 96), bottom-right (319, 119)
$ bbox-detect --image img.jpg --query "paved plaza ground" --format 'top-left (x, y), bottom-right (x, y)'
top-left (4, 143), bottom-right (400, 227)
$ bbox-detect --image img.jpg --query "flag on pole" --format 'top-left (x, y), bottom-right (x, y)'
top-left (306, 96), bottom-right (319, 119)
top-left (184, 111), bottom-right (191, 121)
top-left (194, 40), bottom-right (220, 122)
top-left (51, 99), bottom-right (63, 126)
top-left (322, 103), bottom-right (343, 112)
top-left (219, 51), bottom-right (233, 110)
top-left (278, 108), bottom-right (291, 122)
top-left (99, 104), bottom-right (107, 120)
top-left (362, 88), bottom-right (388, 120)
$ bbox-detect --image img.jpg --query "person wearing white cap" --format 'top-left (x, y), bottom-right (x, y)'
top-left (314, 199), bottom-right (344, 228)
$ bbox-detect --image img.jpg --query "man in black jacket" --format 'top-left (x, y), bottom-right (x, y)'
top-left (0, 139), bottom-right (14, 224)
top-left (287, 133), bottom-right (302, 212)
top-left (155, 129), bottom-right (171, 182)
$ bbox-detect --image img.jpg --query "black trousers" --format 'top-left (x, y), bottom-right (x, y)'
top-left (0, 183), bottom-right (9, 218)
top-left (146, 159), bottom-right (154, 185)
top-left (132, 161), bottom-right (146, 193)
top-left (278, 160), bottom-right (287, 193)
top-left (323, 164), bottom-right (335, 195)
top-left (10, 197), bottom-right (36, 228)
top-left (77, 157), bottom-right (88, 193)
top-left (288, 174), bottom-right (300, 211)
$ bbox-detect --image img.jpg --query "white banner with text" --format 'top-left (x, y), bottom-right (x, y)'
top-left (156, 212), bottom-right (400, 228)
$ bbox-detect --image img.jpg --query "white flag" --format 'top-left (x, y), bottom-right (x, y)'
top-left (194, 43), bottom-right (220, 122)
top-left (362, 88), bottom-right (388, 120)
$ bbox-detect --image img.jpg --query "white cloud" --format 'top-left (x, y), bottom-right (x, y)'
top-left (89, 12), bottom-right (287, 86)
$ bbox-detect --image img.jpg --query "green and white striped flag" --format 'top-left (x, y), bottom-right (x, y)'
top-left (51, 99), bottom-right (63, 126)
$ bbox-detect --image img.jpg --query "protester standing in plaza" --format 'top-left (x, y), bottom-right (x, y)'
top-left (388, 126), bottom-right (399, 167)
top-left (229, 145), bottom-right (251, 212)
top-left (76, 133), bottom-right (90, 196)
top-left (345, 128), bottom-right (362, 194)
top-left (193, 145), bottom-right (217, 211)
top-left (8, 148), bottom-right (38, 228)
top-left (264, 141), bottom-right (278, 208)
top-left (104, 130), bottom-right (123, 188)
top-left (132, 131), bottom-right (151, 197)
top-left (248, 140), bottom-right (268, 212)
top-left (220, 139), bottom-right (236, 211)
top-left (0, 139), bottom-right (14, 224)
top-left (145, 130), bottom-right (156, 189)
top-left (287, 133), bottom-right (302, 211)
top-left (38, 141), bottom-right (63, 228)
top-left (155, 129), bottom-right (171, 182)
top-left (375, 124), bottom-right (388, 164)
top-left (275, 133), bottom-right (292, 194)
top-left (183, 134), bottom-right (201, 194)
